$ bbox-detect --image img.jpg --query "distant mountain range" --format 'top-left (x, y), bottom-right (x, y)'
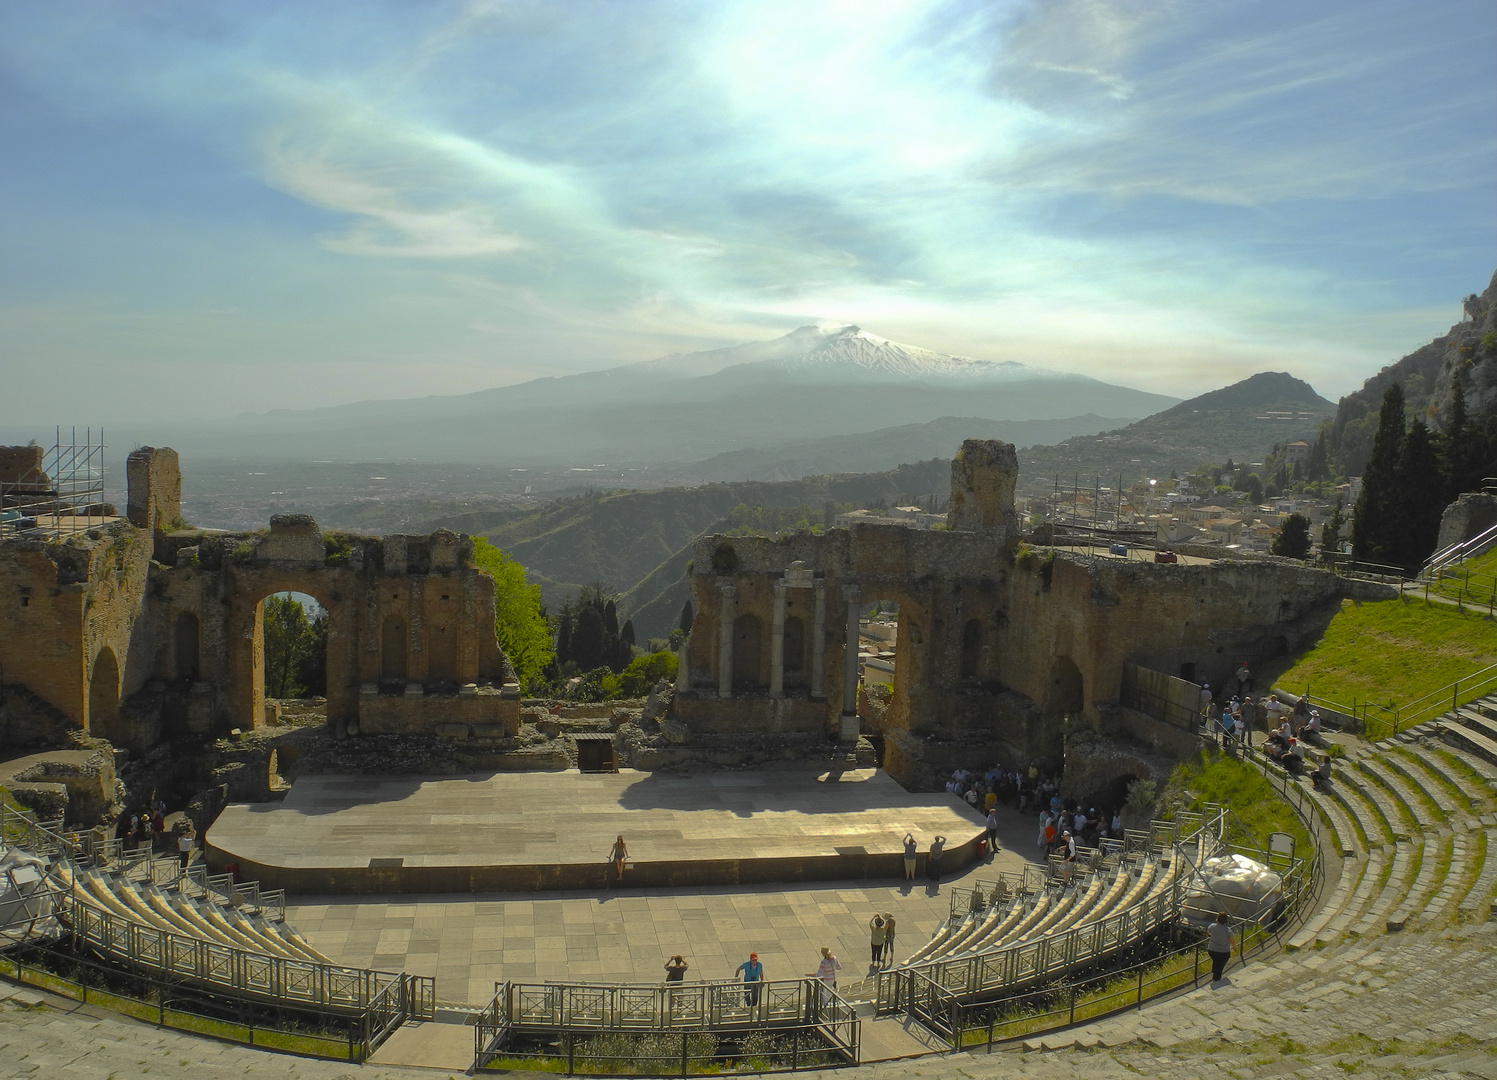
top-left (138, 324), bottom-right (1178, 468)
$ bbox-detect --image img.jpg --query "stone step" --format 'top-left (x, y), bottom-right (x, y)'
top-left (1382, 749), bottom-right (1465, 820)
top-left (1350, 841), bottom-right (1415, 937)
top-left (1401, 743), bottom-right (1497, 814)
top-left (1414, 832), bottom-right (1474, 927)
top-left (1443, 719), bottom-right (1497, 768)
top-left (1318, 846), bottom-right (1387, 945)
top-left (1304, 787), bottom-right (1358, 857)
top-left (1288, 852), bottom-right (1362, 949)
top-left (1359, 756), bottom-right (1443, 831)
top-left (1341, 765), bottom-right (1413, 842)
top-left (1454, 707), bottom-right (1497, 744)
top-left (1458, 832), bottom-right (1497, 923)
top-left (1386, 834), bottom-right (1450, 931)
top-left (1432, 740), bottom-right (1497, 786)
top-left (1326, 774), bottom-right (1391, 849)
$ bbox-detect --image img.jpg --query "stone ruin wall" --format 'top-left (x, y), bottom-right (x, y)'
top-left (678, 438), bottom-right (1366, 797)
top-left (1, 446), bottom-right (522, 762)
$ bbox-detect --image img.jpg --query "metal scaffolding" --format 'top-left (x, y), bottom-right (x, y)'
top-left (0, 427), bottom-right (109, 540)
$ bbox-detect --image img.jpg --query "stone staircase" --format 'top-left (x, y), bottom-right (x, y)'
top-left (1288, 695), bottom-right (1497, 949)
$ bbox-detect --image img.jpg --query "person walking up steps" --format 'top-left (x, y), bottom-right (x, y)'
top-left (1207, 911), bottom-right (1234, 985)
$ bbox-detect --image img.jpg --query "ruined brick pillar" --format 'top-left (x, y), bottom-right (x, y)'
top-left (126, 447), bottom-right (181, 531)
top-left (811, 580), bottom-right (826, 700)
top-left (840, 583), bottom-right (860, 735)
top-left (769, 582), bottom-right (786, 698)
top-left (946, 439), bottom-right (1017, 538)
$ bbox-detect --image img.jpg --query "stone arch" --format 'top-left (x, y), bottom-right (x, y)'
top-left (381, 615), bottom-right (407, 683)
top-left (733, 613), bottom-right (764, 690)
top-left (1045, 655), bottom-right (1084, 715)
top-left (237, 582), bottom-right (340, 733)
top-left (782, 615), bottom-right (805, 687)
top-left (427, 618), bottom-right (458, 684)
top-left (961, 618), bottom-right (982, 679)
top-left (89, 647), bottom-right (125, 743)
top-left (173, 611), bottom-right (200, 681)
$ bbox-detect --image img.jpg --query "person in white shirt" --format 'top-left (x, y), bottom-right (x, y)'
top-left (809, 947), bottom-right (841, 1001)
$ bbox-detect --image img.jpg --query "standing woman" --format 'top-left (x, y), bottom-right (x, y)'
top-left (868, 914), bottom-right (885, 965)
top-left (881, 913), bottom-right (896, 965)
top-left (809, 946), bottom-right (841, 1000)
top-left (609, 835), bottom-right (629, 881)
top-left (1207, 911), bottom-right (1234, 985)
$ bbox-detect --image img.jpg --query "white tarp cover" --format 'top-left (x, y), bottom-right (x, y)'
top-left (0, 846), bottom-right (54, 927)
top-left (1181, 852), bottom-right (1282, 924)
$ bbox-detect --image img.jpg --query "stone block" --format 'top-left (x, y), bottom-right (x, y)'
top-left (435, 723), bottom-right (470, 739)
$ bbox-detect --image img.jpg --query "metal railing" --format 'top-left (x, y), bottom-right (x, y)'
top-left (475, 977), bottom-right (860, 1073)
top-left (871, 809), bottom-right (1230, 1014)
top-left (1298, 662), bottom-right (1497, 737)
top-left (1318, 553), bottom-right (1410, 585)
top-left (1422, 519), bottom-right (1497, 577)
top-left (1, 803), bottom-right (433, 1043)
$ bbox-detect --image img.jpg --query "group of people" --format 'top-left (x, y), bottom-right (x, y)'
top-left (657, 948), bottom-right (840, 1004)
top-left (944, 763), bottom-right (1065, 817)
top-left (1202, 683), bottom-right (1326, 756)
top-left (867, 911), bottom-right (898, 966)
top-left (116, 796), bottom-right (195, 868)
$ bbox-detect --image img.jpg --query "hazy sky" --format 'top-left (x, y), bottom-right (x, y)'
top-left (1, 0), bottom-right (1493, 426)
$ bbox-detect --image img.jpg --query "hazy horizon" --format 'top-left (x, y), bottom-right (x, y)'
top-left (2, 0), bottom-right (1494, 427)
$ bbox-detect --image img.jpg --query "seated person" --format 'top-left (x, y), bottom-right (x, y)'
top-left (1264, 734), bottom-right (1290, 763)
top-left (1311, 753), bottom-right (1333, 791)
top-left (1300, 709), bottom-right (1325, 745)
top-left (1285, 737), bottom-right (1305, 772)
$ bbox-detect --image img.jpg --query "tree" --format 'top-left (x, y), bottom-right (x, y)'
top-left (471, 538), bottom-right (555, 690)
top-left (1392, 420), bottom-right (1445, 571)
top-left (620, 618), bottom-right (636, 657)
top-left (263, 593), bottom-right (319, 698)
top-left (617, 650), bottom-right (678, 698)
top-left (1272, 513), bottom-right (1312, 559)
top-left (1352, 383), bottom-right (1406, 563)
top-left (1320, 498), bottom-right (1345, 557)
top-left (679, 600), bottom-right (695, 636)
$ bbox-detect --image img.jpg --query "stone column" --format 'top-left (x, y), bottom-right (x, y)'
top-left (841, 584), bottom-right (861, 722)
top-left (717, 582), bottom-right (736, 699)
top-left (769, 582), bottom-right (786, 698)
top-left (811, 581), bottom-right (826, 700)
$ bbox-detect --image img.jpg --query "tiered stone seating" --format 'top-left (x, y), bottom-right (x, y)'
top-left (1443, 699), bottom-right (1497, 765)
top-left (53, 858), bottom-right (333, 967)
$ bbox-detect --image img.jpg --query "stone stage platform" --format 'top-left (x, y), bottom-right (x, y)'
top-left (206, 769), bottom-right (987, 894)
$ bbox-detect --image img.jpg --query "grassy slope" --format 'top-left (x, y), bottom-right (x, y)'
top-left (1164, 750), bottom-right (1311, 857)
top-left (1276, 597), bottom-right (1497, 716)
top-left (1429, 546), bottom-right (1497, 605)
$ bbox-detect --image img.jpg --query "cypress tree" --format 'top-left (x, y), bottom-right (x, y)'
top-left (679, 600), bottom-right (695, 635)
top-left (1395, 420), bottom-right (1445, 571)
top-left (1352, 383), bottom-right (1405, 564)
top-left (1320, 498), bottom-right (1344, 557)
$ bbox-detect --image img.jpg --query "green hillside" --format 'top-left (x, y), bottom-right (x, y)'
top-left (482, 458), bottom-right (952, 638)
top-left (1274, 597), bottom-right (1497, 737)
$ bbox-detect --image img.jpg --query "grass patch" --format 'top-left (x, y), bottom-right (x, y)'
top-left (1162, 750), bottom-right (1311, 857)
top-left (1276, 597), bottom-right (1497, 736)
top-left (1428, 547), bottom-right (1497, 607)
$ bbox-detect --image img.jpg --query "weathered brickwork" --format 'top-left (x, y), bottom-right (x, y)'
top-left (1, 447), bottom-right (521, 754)
top-left (682, 438), bottom-right (1366, 792)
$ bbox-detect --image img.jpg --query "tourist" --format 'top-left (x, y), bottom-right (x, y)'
top-left (985, 807), bottom-right (999, 857)
top-left (902, 832), bottom-right (918, 880)
top-left (1311, 753), bottom-right (1333, 792)
top-left (1199, 684), bottom-right (1214, 723)
top-left (927, 835), bottom-right (947, 883)
top-left (1239, 696), bottom-right (1257, 750)
top-left (1263, 693), bottom-right (1286, 731)
top-left (808, 946), bottom-right (841, 1000)
top-left (736, 952), bottom-right (763, 1006)
top-left (664, 955), bottom-right (689, 982)
top-left (869, 914), bottom-right (886, 964)
top-left (881, 913), bottom-right (896, 965)
top-left (608, 835), bottom-right (628, 881)
top-left (1207, 911), bottom-right (1234, 984)
top-left (1236, 662), bottom-right (1252, 696)
top-left (177, 825), bottom-right (195, 869)
top-left (1036, 809), bottom-right (1050, 848)
top-left (1302, 709), bottom-right (1324, 746)
top-left (1061, 829), bottom-right (1077, 881)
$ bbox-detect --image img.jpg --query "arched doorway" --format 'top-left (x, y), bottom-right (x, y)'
top-left (961, 619), bottom-right (982, 679)
top-left (89, 647), bottom-right (125, 743)
top-left (257, 592), bottom-right (329, 719)
top-left (733, 614), bottom-right (763, 690)
top-left (782, 615), bottom-right (805, 689)
top-left (381, 616), bottom-right (407, 684)
top-left (1046, 655), bottom-right (1084, 715)
top-left (428, 619), bottom-right (458, 685)
top-left (174, 612), bottom-right (200, 681)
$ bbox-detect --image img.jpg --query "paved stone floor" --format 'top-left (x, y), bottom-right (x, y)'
top-left (4, 921), bottom-right (1492, 1078)
top-left (212, 769), bottom-right (984, 873)
top-left (284, 804), bottom-right (1042, 1005)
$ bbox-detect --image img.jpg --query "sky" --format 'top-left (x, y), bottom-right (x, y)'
top-left (1, 0), bottom-right (1493, 426)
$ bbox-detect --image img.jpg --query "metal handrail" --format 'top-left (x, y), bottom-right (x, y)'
top-left (1299, 661), bottom-right (1497, 736)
